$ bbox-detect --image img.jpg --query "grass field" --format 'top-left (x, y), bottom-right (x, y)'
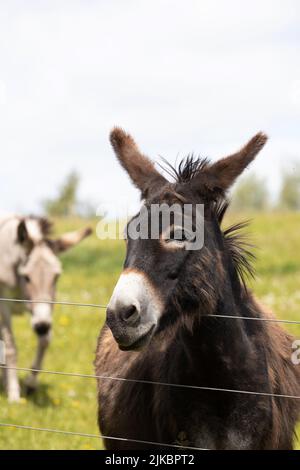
top-left (0, 212), bottom-right (300, 449)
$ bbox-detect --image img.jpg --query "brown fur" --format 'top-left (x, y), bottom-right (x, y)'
top-left (194, 132), bottom-right (268, 194)
top-left (110, 127), bottom-right (167, 198)
top-left (95, 129), bottom-right (300, 450)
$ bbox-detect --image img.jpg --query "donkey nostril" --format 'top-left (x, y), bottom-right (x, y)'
top-left (34, 322), bottom-right (51, 336)
top-left (121, 305), bottom-right (138, 322)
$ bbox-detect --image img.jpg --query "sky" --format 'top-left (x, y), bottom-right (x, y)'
top-left (0, 0), bottom-right (300, 215)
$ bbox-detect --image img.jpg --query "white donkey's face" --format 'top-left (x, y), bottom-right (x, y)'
top-left (19, 244), bottom-right (61, 336)
top-left (16, 218), bottom-right (92, 337)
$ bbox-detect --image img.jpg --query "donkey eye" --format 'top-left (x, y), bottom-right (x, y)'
top-left (165, 228), bottom-right (187, 243)
top-left (162, 225), bottom-right (196, 249)
top-left (23, 275), bottom-right (30, 283)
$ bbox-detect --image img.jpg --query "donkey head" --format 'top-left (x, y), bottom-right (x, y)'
top-left (107, 128), bottom-right (267, 351)
top-left (17, 217), bottom-right (92, 336)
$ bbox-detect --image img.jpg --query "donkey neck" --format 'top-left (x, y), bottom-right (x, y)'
top-left (172, 275), bottom-right (268, 391)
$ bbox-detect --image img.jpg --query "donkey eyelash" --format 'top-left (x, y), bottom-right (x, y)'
top-left (164, 226), bottom-right (195, 241)
top-left (161, 226), bottom-right (195, 250)
top-left (165, 228), bottom-right (187, 243)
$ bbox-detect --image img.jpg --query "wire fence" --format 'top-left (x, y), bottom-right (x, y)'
top-left (0, 297), bottom-right (107, 309)
top-left (1, 297), bottom-right (300, 325)
top-left (1, 295), bottom-right (300, 450)
top-left (0, 422), bottom-right (208, 450)
top-left (1, 364), bottom-right (300, 400)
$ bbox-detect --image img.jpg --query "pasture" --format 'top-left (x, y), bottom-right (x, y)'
top-left (0, 213), bottom-right (300, 450)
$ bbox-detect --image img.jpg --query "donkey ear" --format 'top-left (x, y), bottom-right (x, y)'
top-left (195, 132), bottom-right (268, 194)
top-left (110, 127), bottom-right (167, 198)
top-left (17, 220), bottom-right (29, 244)
top-left (51, 227), bottom-right (92, 254)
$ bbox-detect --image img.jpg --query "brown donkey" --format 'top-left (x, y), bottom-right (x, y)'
top-left (95, 129), bottom-right (300, 450)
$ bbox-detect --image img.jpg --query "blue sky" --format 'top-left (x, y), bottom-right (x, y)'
top-left (0, 0), bottom-right (300, 215)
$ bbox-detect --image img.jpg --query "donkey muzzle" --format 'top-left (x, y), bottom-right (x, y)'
top-left (34, 322), bottom-right (51, 336)
top-left (106, 304), bottom-right (155, 351)
top-left (106, 270), bottom-right (163, 350)
top-left (31, 303), bottom-right (52, 337)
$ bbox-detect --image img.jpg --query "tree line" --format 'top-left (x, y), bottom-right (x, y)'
top-left (42, 171), bottom-right (97, 218)
top-left (231, 163), bottom-right (300, 212)
top-left (42, 164), bottom-right (300, 218)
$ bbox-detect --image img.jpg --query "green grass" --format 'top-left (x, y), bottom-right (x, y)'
top-left (0, 213), bottom-right (299, 449)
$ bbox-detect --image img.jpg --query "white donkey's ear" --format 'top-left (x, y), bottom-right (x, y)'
top-left (17, 218), bottom-right (49, 245)
top-left (51, 227), bottom-right (92, 253)
top-left (17, 219), bottom-right (29, 244)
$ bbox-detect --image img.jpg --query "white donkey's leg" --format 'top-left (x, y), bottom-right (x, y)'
top-left (0, 326), bottom-right (6, 389)
top-left (0, 303), bottom-right (20, 402)
top-left (24, 334), bottom-right (50, 392)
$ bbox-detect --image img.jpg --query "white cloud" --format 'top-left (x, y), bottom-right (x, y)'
top-left (0, 0), bottom-right (299, 214)
top-left (0, 79), bottom-right (6, 105)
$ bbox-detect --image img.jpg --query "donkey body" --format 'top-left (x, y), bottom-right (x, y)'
top-left (95, 129), bottom-right (300, 450)
top-left (0, 215), bottom-right (91, 401)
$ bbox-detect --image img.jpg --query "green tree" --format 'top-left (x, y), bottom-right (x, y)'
top-left (231, 173), bottom-right (269, 212)
top-left (43, 171), bottom-right (80, 217)
top-left (278, 165), bottom-right (300, 211)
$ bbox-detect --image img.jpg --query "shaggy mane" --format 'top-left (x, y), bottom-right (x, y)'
top-left (158, 155), bottom-right (210, 183)
top-left (214, 200), bottom-right (256, 289)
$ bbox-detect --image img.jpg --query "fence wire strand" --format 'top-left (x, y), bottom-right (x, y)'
top-left (1, 295), bottom-right (300, 447)
top-left (1, 365), bottom-right (300, 400)
top-left (1, 297), bottom-right (300, 324)
top-left (0, 422), bottom-right (208, 450)
top-left (0, 297), bottom-right (106, 309)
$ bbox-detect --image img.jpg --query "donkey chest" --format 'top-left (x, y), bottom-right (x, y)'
top-left (97, 331), bottom-right (272, 449)
top-left (151, 381), bottom-right (272, 450)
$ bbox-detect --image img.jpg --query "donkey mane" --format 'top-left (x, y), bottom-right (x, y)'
top-left (214, 199), bottom-right (256, 289)
top-left (159, 155), bottom-right (256, 290)
top-left (158, 154), bottom-right (210, 183)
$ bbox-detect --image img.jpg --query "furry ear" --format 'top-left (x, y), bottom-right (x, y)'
top-left (192, 132), bottom-right (268, 195)
top-left (110, 127), bottom-right (167, 198)
top-left (17, 220), bottom-right (29, 244)
top-left (16, 219), bottom-right (35, 253)
top-left (50, 227), bottom-right (92, 254)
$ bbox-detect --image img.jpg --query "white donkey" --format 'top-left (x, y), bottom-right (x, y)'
top-left (0, 215), bottom-right (91, 401)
